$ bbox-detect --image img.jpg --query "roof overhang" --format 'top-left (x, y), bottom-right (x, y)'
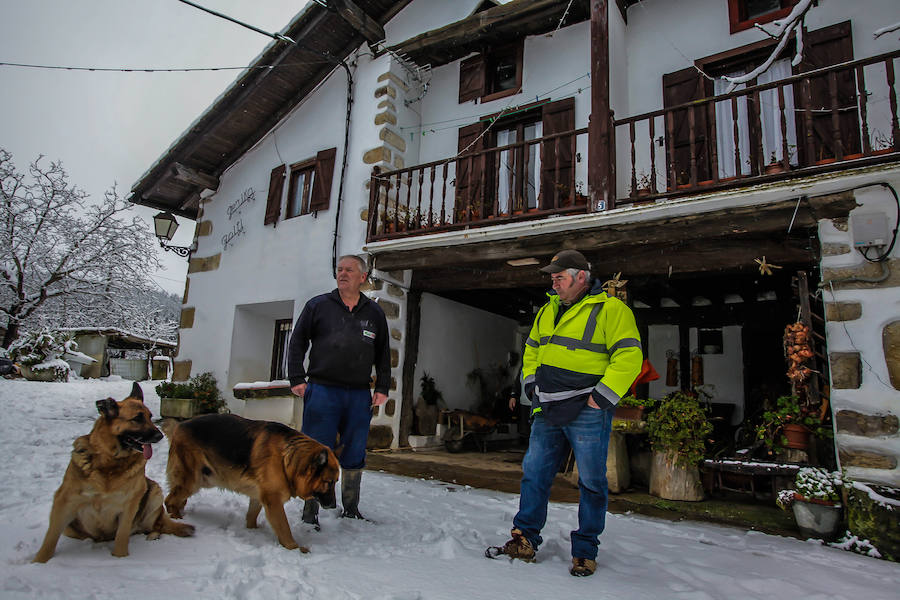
top-left (129, 1), bottom-right (413, 220)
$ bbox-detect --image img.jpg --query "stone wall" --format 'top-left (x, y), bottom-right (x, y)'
top-left (818, 179), bottom-right (900, 486)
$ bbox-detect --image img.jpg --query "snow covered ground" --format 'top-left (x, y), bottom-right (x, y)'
top-left (0, 377), bottom-right (897, 599)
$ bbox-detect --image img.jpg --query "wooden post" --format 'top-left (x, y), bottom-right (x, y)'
top-left (589, 0), bottom-right (612, 211)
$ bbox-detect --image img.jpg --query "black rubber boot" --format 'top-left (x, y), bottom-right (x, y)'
top-left (302, 499), bottom-right (320, 531)
top-left (340, 469), bottom-right (365, 519)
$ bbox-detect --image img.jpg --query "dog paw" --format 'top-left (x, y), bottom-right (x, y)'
top-left (111, 549), bottom-right (129, 558)
top-left (146, 532), bottom-right (161, 541)
top-left (299, 546), bottom-right (310, 554)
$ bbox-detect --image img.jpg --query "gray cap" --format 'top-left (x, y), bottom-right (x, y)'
top-left (539, 250), bottom-right (590, 273)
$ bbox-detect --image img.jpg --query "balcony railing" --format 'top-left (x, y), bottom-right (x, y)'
top-left (615, 49), bottom-right (900, 205)
top-left (366, 50), bottom-right (899, 242)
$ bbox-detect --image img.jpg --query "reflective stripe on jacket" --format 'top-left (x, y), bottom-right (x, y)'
top-left (522, 279), bottom-right (642, 424)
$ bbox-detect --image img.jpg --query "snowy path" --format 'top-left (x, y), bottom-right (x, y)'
top-left (0, 378), bottom-right (897, 599)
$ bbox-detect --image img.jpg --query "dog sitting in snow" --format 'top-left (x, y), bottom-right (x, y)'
top-left (33, 382), bottom-right (194, 562)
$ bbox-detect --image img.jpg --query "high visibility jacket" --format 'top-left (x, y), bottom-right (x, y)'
top-left (523, 279), bottom-right (642, 425)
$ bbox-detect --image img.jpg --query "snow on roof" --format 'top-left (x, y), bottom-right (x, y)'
top-left (58, 327), bottom-right (177, 348)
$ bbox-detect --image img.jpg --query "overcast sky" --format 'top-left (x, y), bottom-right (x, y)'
top-left (0, 0), bottom-right (306, 294)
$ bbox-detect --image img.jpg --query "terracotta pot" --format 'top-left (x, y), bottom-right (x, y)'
top-left (783, 423), bottom-right (811, 450)
top-left (765, 163), bottom-right (786, 174)
top-left (614, 405), bottom-right (645, 421)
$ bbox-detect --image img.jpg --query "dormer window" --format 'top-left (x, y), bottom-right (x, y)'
top-left (728, 0), bottom-right (796, 34)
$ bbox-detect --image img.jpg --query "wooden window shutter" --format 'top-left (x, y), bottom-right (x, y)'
top-left (310, 147), bottom-right (337, 212)
top-left (540, 97), bottom-right (576, 209)
top-left (794, 21), bottom-right (858, 162)
top-left (455, 122), bottom-right (487, 220)
top-left (459, 54), bottom-right (486, 103)
top-left (662, 67), bottom-right (712, 187)
top-left (264, 164), bottom-right (286, 225)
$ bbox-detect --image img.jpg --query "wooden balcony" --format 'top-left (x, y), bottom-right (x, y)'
top-left (367, 50), bottom-right (899, 243)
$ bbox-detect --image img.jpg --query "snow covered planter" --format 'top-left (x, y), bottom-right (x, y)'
top-left (777, 467), bottom-right (844, 541)
top-left (156, 372), bottom-right (225, 419)
top-left (7, 330), bottom-right (78, 382)
top-left (232, 381), bottom-right (300, 429)
top-left (846, 482), bottom-right (900, 562)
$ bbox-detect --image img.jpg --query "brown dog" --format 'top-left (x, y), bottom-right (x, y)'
top-left (34, 382), bottom-right (194, 563)
top-left (164, 413), bottom-right (339, 552)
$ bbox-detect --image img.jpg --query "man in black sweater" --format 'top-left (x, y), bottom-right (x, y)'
top-left (288, 254), bottom-right (390, 527)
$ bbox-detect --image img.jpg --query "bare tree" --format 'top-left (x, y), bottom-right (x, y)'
top-left (0, 149), bottom-right (162, 347)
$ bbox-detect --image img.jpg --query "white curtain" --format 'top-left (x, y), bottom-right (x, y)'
top-left (714, 58), bottom-right (796, 178)
top-left (715, 74), bottom-right (750, 178)
top-left (758, 59), bottom-right (797, 165)
top-left (496, 122), bottom-right (542, 213)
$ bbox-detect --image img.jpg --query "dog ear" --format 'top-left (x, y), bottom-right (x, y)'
top-left (96, 398), bottom-right (119, 419)
top-left (314, 448), bottom-right (329, 473)
top-left (130, 382), bottom-right (144, 402)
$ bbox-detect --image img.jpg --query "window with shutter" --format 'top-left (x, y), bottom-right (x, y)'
top-left (728, 0), bottom-right (795, 34)
top-left (264, 164), bottom-right (286, 226)
top-left (455, 122), bottom-right (487, 221)
top-left (458, 39), bottom-right (523, 104)
top-left (540, 98), bottom-right (575, 209)
top-left (662, 67), bottom-right (712, 187)
top-left (309, 147), bottom-right (337, 212)
top-left (794, 21), bottom-right (858, 162)
top-left (286, 160), bottom-right (316, 219)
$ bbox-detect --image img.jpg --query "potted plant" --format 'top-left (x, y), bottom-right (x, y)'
top-left (415, 372), bottom-right (444, 435)
top-left (777, 467), bottom-right (844, 541)
top-left (755, 394), bottom-right (829, 457)
top-left (614, 395), bottom-right (657, 421)
top-left (631, 171), bottom-right (654, 197)
top-left (7, 330), bottom-right (74, 382)
top-left (156, 371), bottom-right (225, 419)
top-left (647, 390), bottom-right (713, 501)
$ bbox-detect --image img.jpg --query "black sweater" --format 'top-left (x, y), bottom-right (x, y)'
top-left (287, 289), bottom-right (390, 394)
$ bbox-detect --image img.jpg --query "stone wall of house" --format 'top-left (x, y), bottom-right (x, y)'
top-left (818, 178), bottom-right (900, 486)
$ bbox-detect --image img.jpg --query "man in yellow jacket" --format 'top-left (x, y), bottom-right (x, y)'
top-left (487, 249), bottom-right (642, 576)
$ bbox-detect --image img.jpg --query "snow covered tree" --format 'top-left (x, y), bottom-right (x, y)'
top-left (0, 149), bottom-right (162, 347)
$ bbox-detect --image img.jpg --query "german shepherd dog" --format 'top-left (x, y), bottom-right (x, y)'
top-left (164, 414), bottom-right (339, 552)
top-left (34, 383), bottom-right (194, 563)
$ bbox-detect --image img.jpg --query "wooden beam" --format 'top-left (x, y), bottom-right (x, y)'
top-left (372, 192), bottom-right (856, 271)
top-left (388, 0), bottom-right (589, 67)
top-left (332, 0), bottom-right (385, 45)
top-left (171, 163), bottom-right (219, 190)
top-left (589, 0), bottom-right (611, 211)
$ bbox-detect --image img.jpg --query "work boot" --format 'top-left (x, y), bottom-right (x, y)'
top-left (301, 499), bottom-right (320, 531)
top-left (569, 557), bottom-right (597, 577)
top-left (499, 528), bottom-right (536, 562)
top-left (340, 468), bottom-right (365, 519)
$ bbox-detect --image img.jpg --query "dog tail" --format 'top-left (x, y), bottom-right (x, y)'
top-left (160, 418), bottom-right (180, 438)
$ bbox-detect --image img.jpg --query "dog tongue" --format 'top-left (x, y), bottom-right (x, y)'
top-left (142, 444), bottom-right (153, 460)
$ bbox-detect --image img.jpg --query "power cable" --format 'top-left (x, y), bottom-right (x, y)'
top-left (0, 61), bottom-right (328, 73)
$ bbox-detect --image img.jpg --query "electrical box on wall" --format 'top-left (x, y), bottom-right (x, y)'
top-left (850, 212), bottom-right (889, 248)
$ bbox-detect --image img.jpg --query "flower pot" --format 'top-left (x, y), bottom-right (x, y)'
top-left (649, 451), bottom-right (704, 501)
top-left (160, 397), bottom-right (199, 420)
top-left (614, 405), bottom-right (645, 421)
top-left (792, 494), bottom-right (843, 541)
top-left (783, 423), bottom-right (811, 450)
top-left (765, 163), bottom-right (786, 174)
top-left (20, 364), bottom-right (68, 382)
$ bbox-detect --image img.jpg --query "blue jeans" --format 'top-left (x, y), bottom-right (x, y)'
top-left (301, 382), bottom-right (372, 470)
top-left (513, 406), bottom-right (613, 560)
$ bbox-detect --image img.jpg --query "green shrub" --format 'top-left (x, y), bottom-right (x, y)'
top-left (646, 390), bottom-right (712, 468)
top-left (777, 467), bottom-right (843, 509)
top-left (618, 395), bottom-right (658, 409)
top-left (156, 371), bottom-right (224, 414)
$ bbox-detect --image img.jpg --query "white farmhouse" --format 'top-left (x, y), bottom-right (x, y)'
top-left (131, 0), bottom-right (900, 488)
